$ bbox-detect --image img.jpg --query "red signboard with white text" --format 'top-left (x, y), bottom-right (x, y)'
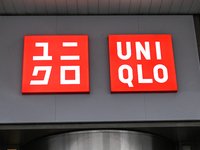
top-left (108, 34), bottom-right (177, 92)
top-left (22, 35), bottom-right (89, 93)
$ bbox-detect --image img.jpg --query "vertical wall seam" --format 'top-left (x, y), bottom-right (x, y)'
top-left (193, 15), bottom-right (200, 63)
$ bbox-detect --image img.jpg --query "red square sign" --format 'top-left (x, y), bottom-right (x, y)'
top-left (108, 34), bottom-right (177, 92)
top-left (22, 35), bottom-right (89, 93)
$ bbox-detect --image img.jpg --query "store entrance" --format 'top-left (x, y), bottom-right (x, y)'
top-left (22, 130), bottom-right (175, 150)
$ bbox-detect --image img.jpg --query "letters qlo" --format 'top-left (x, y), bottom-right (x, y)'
top-left (22, 35), bottom-right (89, 93)
top-left (108, 34), bottom-right (177, 92)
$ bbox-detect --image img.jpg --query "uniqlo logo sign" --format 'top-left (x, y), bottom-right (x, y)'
top-left (108, 34), bottom-right (177, 92)
top-left (22, 35), bottom-right (89, 93)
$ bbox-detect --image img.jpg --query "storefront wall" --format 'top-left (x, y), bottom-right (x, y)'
top-left (0, 15), bottom-right (200, 150)
top-left (0, 15), bottom-right (199, 123)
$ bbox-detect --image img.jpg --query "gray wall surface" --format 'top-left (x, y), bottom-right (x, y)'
top-left (0, 15), bottom-right (199, 123)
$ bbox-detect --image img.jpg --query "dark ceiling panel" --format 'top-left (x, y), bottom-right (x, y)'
top-left (67, 0), bottom-right (78, 14)
top-left (0, 1), bottom-right (6, 14)
top-left (23, 0), bottom-right (37, 14)
top-left (119, 0), bottom-right (131, 14)
top-left (129, 0), bottom-right (141, 14)
top-left (88, 0), bottom-right (99, 14)
top-left (77, 0), bottom-right (88, 14)
top-left (179, 0), bottom-right (194, 14)
top-left (169, 0), bottom-right (184, 14)
top-left (108, 0), bottom-right (120, 14)
top-left (34, 0), bottom-right (47, 14)
top-left (139, 0), bottom-right (152, 14)
top-left (56, 0), bottom-right (68, 14)
top-left (148, 0), bottom-right (163, 14)
top-left (159, 0), bottom-right (173, 14)
top-left (0, 0), bottom-right (199, 15)
top-left (12, 0), bottom-right (26, 15)
top-left (189, 0), bottom-right (200, 14)
top-left (45, 0), bottom-right (57, 14)
top-left (99, 0), bottom-right (109, 14)
top-left (1, 0), bottom-right (16, 14)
